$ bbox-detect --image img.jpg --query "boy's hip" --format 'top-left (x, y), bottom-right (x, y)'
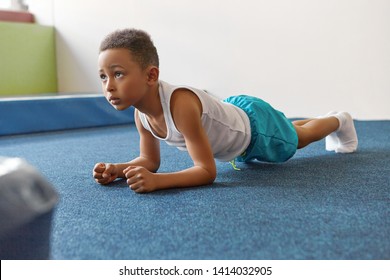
top-left (224, 95), bottom-right (298, 163)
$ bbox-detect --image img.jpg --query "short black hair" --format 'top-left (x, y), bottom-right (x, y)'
top-left (99, 28), bottom-right (159, 69)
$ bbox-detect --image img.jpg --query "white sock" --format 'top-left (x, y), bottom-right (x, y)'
top-left (333, 112), bottom-right (358, 153)
top-left (317, 111), bottom-right (339, 151)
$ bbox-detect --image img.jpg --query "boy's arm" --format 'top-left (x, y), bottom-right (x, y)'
top-left (125, 89), bottom-right (216, 192)
top-left (115, 109), bottom-right (161, 175)
top-left (93, 109), bottom-right (160, 184)
top-left (131, 109), bottom-right (161, 170)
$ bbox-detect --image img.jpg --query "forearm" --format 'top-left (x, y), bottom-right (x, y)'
top-left (113, 157), bottom-right (160, 178)
top-left (153, 166), bottom-right (216, 190)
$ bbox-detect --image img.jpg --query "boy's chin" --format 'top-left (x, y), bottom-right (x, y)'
top-left (111, 104), bottom-right (130, 111)
top-left (114, 106), bottom-right (128, 111)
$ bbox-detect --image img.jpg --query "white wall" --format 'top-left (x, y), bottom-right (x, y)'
top-left (28, 0), bottom-right (390, 119)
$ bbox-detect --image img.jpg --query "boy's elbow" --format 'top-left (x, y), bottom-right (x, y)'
top-left (208, 175), bottom-right (216, 185)
top-left (196, 165), bottom-right (216, 185)
top-left (151, 161), bottom-right (160, 173)
top-left (206, 169), bottom-right (217, 185)
top-left (141, 156), bottom-right (160, 173)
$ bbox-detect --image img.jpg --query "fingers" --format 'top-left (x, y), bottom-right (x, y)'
top-left (123, 166), bottom-right (149, 193)
top-left (102, 163), bottom-right (115, 179)
top-left (93, 162), bottom-right (106, 173)
top-left (93, 162), bottom-right (117, 184)
top-left (123, 165), bottom-right (137, 177)
top-left (124, 166), bottom-right (139, 186)
top-left (93, 163), bottom-right (105, 180)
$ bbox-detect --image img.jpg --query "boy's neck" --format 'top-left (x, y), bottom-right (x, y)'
top-left (135, 81), bottom-right (162, 119)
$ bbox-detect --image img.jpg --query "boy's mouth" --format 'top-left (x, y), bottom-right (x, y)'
top-left (109, 96), bottom-right (121, 105)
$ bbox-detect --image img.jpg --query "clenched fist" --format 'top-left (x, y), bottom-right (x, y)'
top-left (93, 163), bottom-right (118, 185)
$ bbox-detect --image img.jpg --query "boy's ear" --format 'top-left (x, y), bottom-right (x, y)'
top-left (147, 66), bottom-right (159, 82)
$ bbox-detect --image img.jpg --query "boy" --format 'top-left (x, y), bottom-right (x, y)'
top-left (93, 29), bottom-right (358, 193)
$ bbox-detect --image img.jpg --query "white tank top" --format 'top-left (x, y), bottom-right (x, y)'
top-left (138, 80), bottom-right (251, 162)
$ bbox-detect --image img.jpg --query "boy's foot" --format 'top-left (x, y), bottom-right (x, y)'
top-left (317, 111), bottom-right (338, 151)
top-left (318, 111), bottom-right (358, 153)
top-left (333, 112), bottom-right (358, 153)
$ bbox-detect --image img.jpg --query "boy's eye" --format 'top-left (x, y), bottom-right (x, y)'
top-left (100, 74), bottom-right (107, 81)
top-left (115, 72), bottom-right (123, 78)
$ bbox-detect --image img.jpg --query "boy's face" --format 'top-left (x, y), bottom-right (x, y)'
top-left (98, 48), bottom-right (150, 110)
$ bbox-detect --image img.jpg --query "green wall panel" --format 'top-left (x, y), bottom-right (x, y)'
top-left (0, 21), bottom-right (58, 96)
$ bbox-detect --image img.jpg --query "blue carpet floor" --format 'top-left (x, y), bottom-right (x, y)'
top-left (0, 120), bottom-right (389, 259)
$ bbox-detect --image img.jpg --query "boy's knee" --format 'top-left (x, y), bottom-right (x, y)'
top-left (294, 125), bottom-right (310, 149)
top-left (297, 137), bottom-right (309, 149)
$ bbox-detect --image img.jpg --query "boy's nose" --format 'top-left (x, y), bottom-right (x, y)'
top-left (106, 79), bottom-right (115, 92)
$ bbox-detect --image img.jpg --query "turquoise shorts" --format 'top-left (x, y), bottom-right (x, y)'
top-left (224, 95), bottom-right (298, 163)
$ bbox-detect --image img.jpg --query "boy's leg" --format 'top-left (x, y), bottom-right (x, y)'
top-left (291, 119), bottom-right (313, 126)
top-left (292, 118), bottom-right (338, 150)
top-left (293, 117), bottom-right (339, 148)
top-left (293, 112), bottom-right (358, 153)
